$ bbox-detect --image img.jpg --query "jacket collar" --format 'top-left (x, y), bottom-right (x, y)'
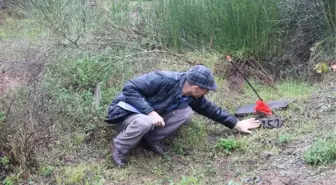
top-left (178, 72), bottom-right (187, 97)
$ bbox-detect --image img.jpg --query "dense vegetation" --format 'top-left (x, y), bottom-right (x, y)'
top-left (0, 0), bottom-right (335, 184)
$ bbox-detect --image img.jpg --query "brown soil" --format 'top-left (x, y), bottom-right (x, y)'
top-left (0, 68), bottom-right (24, 95)
top-left (0, 62), bottom-right (44, 96)
top-left (256, 73), bottom-right (336, 185)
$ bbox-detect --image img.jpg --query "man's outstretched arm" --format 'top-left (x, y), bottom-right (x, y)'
top-left (190, 97), bottom-right (260, 134)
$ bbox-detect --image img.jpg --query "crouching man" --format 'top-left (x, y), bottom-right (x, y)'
top-left (105, 65), bottom-right (260, 166)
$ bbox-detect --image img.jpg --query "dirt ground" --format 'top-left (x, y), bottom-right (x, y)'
top-left (0, 61), bottom-right (44, 95)
top-left (255, 74), bottom-right (335, 185)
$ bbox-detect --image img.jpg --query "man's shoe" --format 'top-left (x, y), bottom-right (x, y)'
top-left (139, 139), bottom-right (167, 156)
top-left (110, 140), bottom-right (127, 167)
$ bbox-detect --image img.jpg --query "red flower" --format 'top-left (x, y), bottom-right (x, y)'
top-left (255, 100), bottom-right (272, 115)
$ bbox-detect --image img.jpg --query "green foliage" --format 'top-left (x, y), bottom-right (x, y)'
top-left (48, 56), bottom-right (111, 92)
top-left (55, 164), bottom-right (105, 185)
top-left (0, 156), bottom-right (10, 166)
top-left (2, 0), bottom-right (335, 184)
top-left (46, 52), bottom-right (143, 94)
top-left (314, 62), bottom-right (330, 74)
top-left (0, 16), bottom-right (16, 39)
top-left (21, 0), bottom-right (94, 46)
top-left (317, 0), bottom-right (336, 33)
top-left (42, 53), bottom-right (148, 131)
top-left (108, 0), bottom-right (334, 67)
top-left (0, 111), bottom-right (5, 128)
top-left (110, 0), bottom-right (132, 26)
top-left (39, 165), bottom-right (54, 177)
top-left (2, 174), bottom-right (20, 185)
top-left (243, 81), bottom-right (316, 103)
top-left (149, 0), bottom-right (280, 57)
top-left (215, 138), bottom-right (239, 154)
top-left (168, 118), bottom-right (207, 154)
top-left (227, 180), bottom-right (242, 185)
top-left (3, 178), bottom-right (14, 185)
top-left (74, 133), bottom-right (87, 146)
top-left (43, 85), bottom-right (95, 130)
top-left (185, 121), bottom-right (206, 146)
top-left (279, 134), bottom-right (292, 145)
top-left (174, 175), bottom-right (200, 185)
top-left (309, 35), bottom-right (336, 72)
top-left (303, 138), bottom-right (336, 165)
top-left (205, 161), bottom-right (217, 175)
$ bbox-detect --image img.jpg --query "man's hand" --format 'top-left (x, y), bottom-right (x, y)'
top-left (148, 111), bottom-right (165, 127)
top-left (234, 118), bottom-right (260, 134)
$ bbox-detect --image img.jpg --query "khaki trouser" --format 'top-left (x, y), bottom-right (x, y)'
top-left (113, 107), bottom-right (193, 155)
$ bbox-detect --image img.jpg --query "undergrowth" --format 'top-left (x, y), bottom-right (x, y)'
top-left (0, 0), bottom-right (335, 184)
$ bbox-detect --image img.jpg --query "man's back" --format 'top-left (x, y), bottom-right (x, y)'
top-left (106, 70), bottom-right (191, 123)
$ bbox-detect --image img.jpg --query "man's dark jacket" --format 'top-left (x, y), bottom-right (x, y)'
top-left (105, 70), bottom-right (238, 129)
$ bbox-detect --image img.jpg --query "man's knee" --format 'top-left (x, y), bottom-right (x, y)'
top-left (131, 114), bottom-right (153, 133)
top-left (184, 107), bottom-right (194, 123)
top-left (176, 106), bottom-right (193, 123)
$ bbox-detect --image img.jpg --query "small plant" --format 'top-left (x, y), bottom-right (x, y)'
top-left (39, 165), bottom-right (54, 177)
top-left (2, 174), bottom-right (20, 185)
top-left (314, 62), bottom-right (330, 74)
top-left (227, 180), bottom-right (242, 185)
top-left (303, 138), bottom-right (336, 165)
top-left (0, 111), bottom-right (5, 131)
top-left (215, 138), bottom-right (239, 154)
top-left (0, 111), bottom-right (5, 121)
top-left (0, 156), bottom-right (10, 166)
top-left (279, 134), bottom-right (292, 145)
top-left (3, 178), bottom-right (14, 185)
top-left (74, 133), bottom-right (87, 146)
top-left (55, 164), bottom-right (105, 184)
top-left (176, 175), bottom-right (199, 185)
top-left (205, 161), bottom-right (216, 175)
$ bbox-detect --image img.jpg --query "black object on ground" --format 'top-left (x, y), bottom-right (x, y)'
top-left (235, 99), bottom-right (295, 117)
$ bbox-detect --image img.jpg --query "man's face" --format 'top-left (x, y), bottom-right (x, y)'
top-left (190, 86), bottom-right (209, 98)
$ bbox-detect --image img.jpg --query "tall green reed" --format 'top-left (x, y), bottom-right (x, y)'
top-left (150, 0), bottom-right (281, 57)
top-left (318, 0), bottom-right (336, 33)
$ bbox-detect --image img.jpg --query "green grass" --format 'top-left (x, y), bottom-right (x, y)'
top-left (109, 0), bottom-right (281, 57)
top-left (244, 81), bottom-right (316, 101)
top-left (220, 80), bottom-right (318, 111)
top-left (278, 133), bottom-right (293, 145)
top-left (303, 136), bottom-right (336, 165)
top-left (0, 15), bottom-right (43, 41)
top-left (215, 138), bottom-right (239, 154)
top-left (149, 0), bottom-right (280, 57)
top-left (318, 0), bottom-right (336, 33)
top-left (207, 77), bottom-right (316, 114)
top-left (38, 165), bottom-right (54, 177)
top-left (54, 163), bottom-right (105, 185)
top-left (174, 175), bottom-right (201, 185)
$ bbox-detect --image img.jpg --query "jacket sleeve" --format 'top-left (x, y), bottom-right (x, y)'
top-left (122, 71), bottom-right (164, 114)
top-left (190, 96), bottom-right (238, 129)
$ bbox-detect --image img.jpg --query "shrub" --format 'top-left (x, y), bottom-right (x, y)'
top-left (0, 82), bottom-right (56, 169)
top-left (278, 134), bottom-right (292, 145)
top-left (215, 138), bottom-right (239, 154)
top-left (303, 138), bottom-right (336, 165)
